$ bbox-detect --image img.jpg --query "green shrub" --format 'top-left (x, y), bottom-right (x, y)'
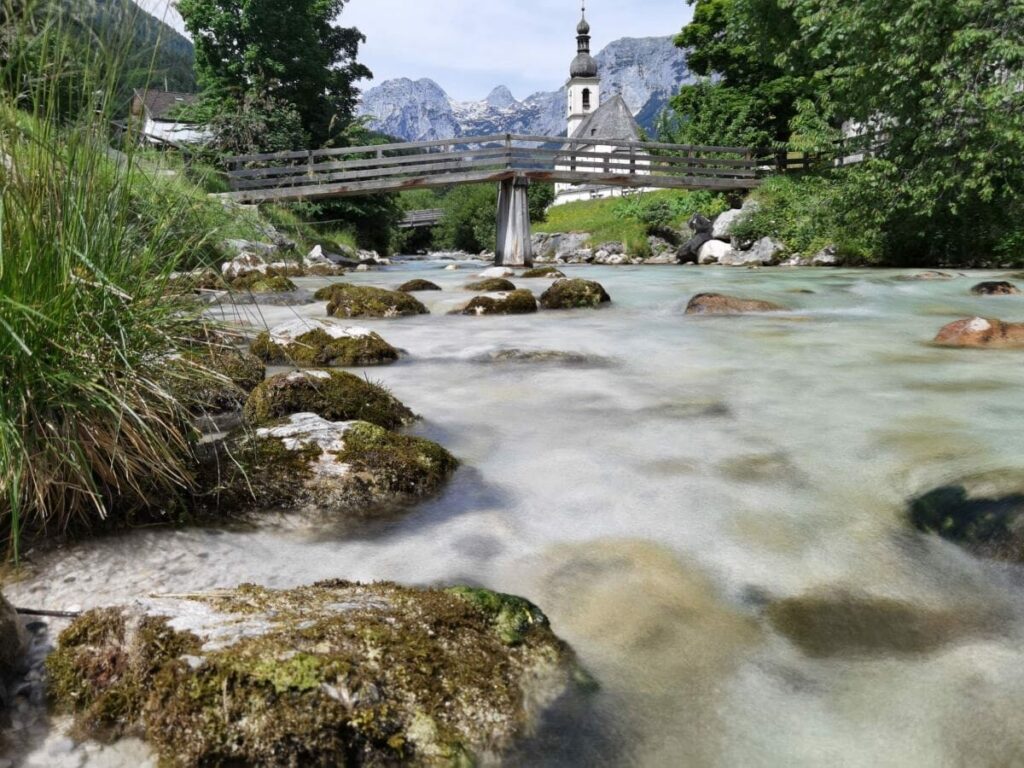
top-left (0, 0), bottom-right (224, 558)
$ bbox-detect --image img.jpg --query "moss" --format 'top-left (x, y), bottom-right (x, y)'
top-left (306, 263), bottom-right (348, 277)
top-left (315, 283), bottom-right (429, 319)
top-left (50, 581), bottom-right (587, 766)
top-left (230, 272), bottom-right (298, 293)
top-left (168, 268), bottom-right (227, 294)
top-left (538, 279), bottom-right (611, 310)
top-left (464, 278), bottom-right (516, 292)
top-left (243, 371), bottom-right (415, 429)
top-left (170, 346), bottom-right (266, 414)
top-left (461, 290), bottom-right (538, 316)
top-left (520, 267), bottom-right (566, 279)
top-left (446, 587), bottom-right (549, 646)
top-left (250, 328), bottom-right (399, 368)
top-left (336, 421), bottom-right (458, 498)
top-left (398, 279), bottom-right (442, 292)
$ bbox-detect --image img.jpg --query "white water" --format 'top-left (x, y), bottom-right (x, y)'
top-left (7, 263), bottom-right (1024, 767)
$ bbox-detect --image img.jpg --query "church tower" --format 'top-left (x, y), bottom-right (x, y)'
top-left (566, 4), bottom-right (600, 137)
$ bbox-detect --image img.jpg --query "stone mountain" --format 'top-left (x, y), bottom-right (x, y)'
top-left (358, 36), bottom-right (692, 142)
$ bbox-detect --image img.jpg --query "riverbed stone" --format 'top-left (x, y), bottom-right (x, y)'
top-left (539, 279), bottom-right (611, 310)
top-left (397, 279), bottom-right (442, 292)
top-left (933, 317), bottom-right (1024, 348)
top-left (971, 281), bottom-right (1021, 296)
top-left (720, 237), bottom-right (785, 267)
top-left (521, 267), bottom-right (567, 279)
top-left (251, 320), bottom-right (399, 368)
top-left (766, 590), bottom-right (998, 658)
top-left (244, 370), bottom-right (415, 430)
top-left (229, 272), bottom-right (298, 293)
top-left (461, 290), bottom-right (538, 316)
top-left (465, 278), bottom-right (517, 292)
top-left (902, 271), bottom-right (956, 281)
top-left (198, 414), bottom-right (457, 518)
top-left (46, 580), bottom-right (587, 765)
top-left (315, 284), bottom-right (429, 319)
top-left (697, 239), bottom-right (733, 265)
top-left (685, 293), bottom-right (787, 315)
top-left (909, 474), bottom-right (1024, 562)
top-left (479, 267), bottom-right (515, 279)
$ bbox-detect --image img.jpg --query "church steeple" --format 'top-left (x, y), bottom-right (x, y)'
top-left (567, 2), bottom-right (600, 136)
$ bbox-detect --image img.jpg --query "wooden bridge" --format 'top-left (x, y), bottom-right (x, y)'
top-left (399, 209), bottom-right (445, 229)
top-left (225, 133), bottom-right (766, 266)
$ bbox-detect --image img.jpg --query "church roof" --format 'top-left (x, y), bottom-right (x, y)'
top-left (568, 95), bottom-right (642, 142)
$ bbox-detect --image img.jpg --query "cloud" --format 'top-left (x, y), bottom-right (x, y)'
top-left (138, 0), bottom-right (692, 101)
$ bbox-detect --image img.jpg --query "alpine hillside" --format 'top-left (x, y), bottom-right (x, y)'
top-left (358, 36), bottom-right (691, 142)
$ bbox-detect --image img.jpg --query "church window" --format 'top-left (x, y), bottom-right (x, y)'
top-left (582, 89), bottom-right (591, 110)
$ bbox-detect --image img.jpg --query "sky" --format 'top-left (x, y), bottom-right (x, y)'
top-left (138, 1), bottom-right (693, 102)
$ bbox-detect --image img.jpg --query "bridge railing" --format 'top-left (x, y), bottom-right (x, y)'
top-left (224, 134), bottom-right (767, 203)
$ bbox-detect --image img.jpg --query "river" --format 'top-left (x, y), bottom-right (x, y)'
top-left (6, 262), bottom-right (1024, 767)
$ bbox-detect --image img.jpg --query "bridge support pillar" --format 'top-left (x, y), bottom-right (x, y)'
top-left (495, 175), bottom-right (532, 267)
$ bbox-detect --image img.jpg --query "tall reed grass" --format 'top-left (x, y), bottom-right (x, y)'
top-left (0, 0), bottom-right (225, 558)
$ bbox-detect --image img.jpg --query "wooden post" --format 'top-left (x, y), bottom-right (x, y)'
top-left (495, 175), bottom-right (533, 267)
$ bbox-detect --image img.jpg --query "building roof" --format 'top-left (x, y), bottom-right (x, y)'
top-left (134, 89), bottom-right (199, 121)
top-left (569, 95), bottom-right (642, 142)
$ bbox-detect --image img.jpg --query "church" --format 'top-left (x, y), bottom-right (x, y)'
top-left (552, 5), bottom-right (652, 207)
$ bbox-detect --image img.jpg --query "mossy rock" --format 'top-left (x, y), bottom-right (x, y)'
top-left (243, 370), bottom-right (415, 430)
top-left (909, 475), bottom-right (1024, 562)
top-left (398, 279), bottom-right (442, 292)
top-left (305, 263), bottom-right (347, 277)
top-left (461, 290), bottom-right (538, 316)
top-left (685, 293), bottom-right (787, 315)
top-left (465, 278), bottom-right (516, 292)
top-left (250, 320), bottom-right (399, 368)
top-left (539, 279), bottom-right (611, 310)
top-left (315, 283), bottom-right (429, 319)
top-left (0, 591), bottom-right (26, 684)
top-left (971, 281), bottom-right (1021, 296)
top-left (168, 268), bottom-right (228, 294)
top-left (47, 581), bottom-right (590, 766)
top-left (196, 414), bottom-right (457, 518)
top-left (169, 346), bottom-right (267, 414)
top-left (230, 272), bottom-right (298, 293)
top-left (521, 267), bottom-right (566, 279)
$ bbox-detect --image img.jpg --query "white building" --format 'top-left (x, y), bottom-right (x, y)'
top-left (553, 8), bottom-right (652, 207)
top-left (131, 90), bottom-right (210, 147)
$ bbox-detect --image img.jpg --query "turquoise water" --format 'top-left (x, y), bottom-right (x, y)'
top-left (8, 263), bottom-right (1024, 767)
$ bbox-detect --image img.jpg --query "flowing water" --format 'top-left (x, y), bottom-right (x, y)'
top-left (6, 263), bottom-right (1024, 767)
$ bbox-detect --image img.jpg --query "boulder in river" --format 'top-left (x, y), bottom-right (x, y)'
top-left (971, 281), bottom-right (1021, 296)
top-left (461, 290), bottom-right (538, 316)
top-left (539, 279), bottom-right (611, 310)
top-left (521, 266), bottom-right (567, 279)
top-left (397, 279), bottom-right (442, 293)
top-left (685, 293), bottom-right (787, 315)
top-left (198, 414), bottom-right (457, 518)
top-left (465, 278), bottom-right (517, 292)
top-left (171, 346), bottom-right (266, 415)
top-left (712, 209), bottom-right (744, 241)
top-left (315, 284), bottom-right (429, 319)
top-left (244, 370), bottom-right (415, 430)
top-left (250, 320), bottom-right (399, 367)
top-left (909, 475), bottom-right (1024, 562)
top-left (933, 317), bottom-right (1024, 348)
top-left (901, 271), bottom-right (956, 281)
top-left (47, 580), bottom-right (589, 765)
top-left (766, 589), bottom-right (999, 658)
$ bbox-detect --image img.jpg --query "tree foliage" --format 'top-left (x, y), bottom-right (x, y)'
top-left (673, 0), bottom-right (1024, 264)
top-left (177, 0), bottom-right (370, 147)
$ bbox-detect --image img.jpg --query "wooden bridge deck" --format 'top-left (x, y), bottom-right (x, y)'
top-left (225, 134), bottom-right (766, 204)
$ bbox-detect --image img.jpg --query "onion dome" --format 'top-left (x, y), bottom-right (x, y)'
top-left (570, 53), bottom-right (598, 78)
